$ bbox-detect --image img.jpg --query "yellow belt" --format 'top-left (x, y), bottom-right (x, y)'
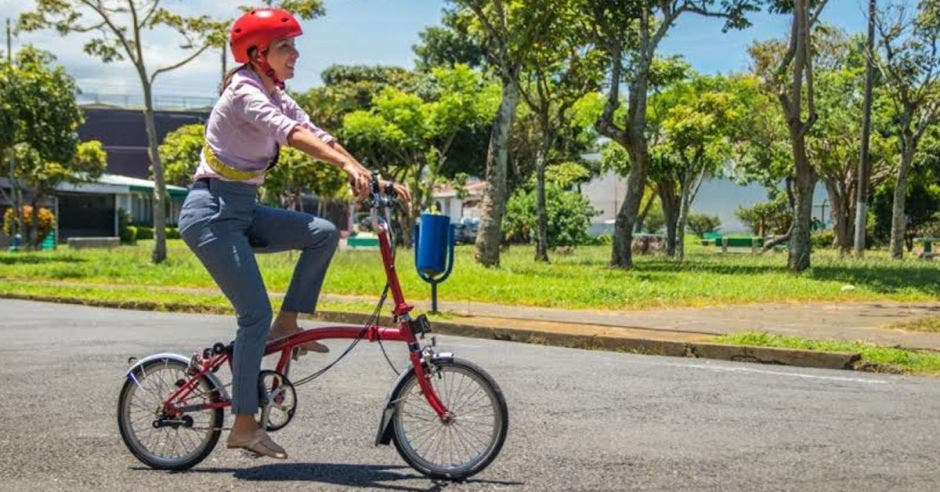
top-left (203, 145), bottom-right (266, 181)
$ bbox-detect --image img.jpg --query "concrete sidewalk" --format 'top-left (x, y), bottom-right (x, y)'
top-left (320, 293), bottom-right (940, 351)
top-left (3, 280), bottom-right (938, 370)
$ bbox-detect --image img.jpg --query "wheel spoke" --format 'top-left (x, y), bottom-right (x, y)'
top-left (393, 363), bottom-right (505, 477)
top-left (120, 361), bottom-right (219, 469)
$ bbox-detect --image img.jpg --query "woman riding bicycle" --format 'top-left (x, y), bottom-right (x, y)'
top-left (178, 7), bottom-right (409, 460)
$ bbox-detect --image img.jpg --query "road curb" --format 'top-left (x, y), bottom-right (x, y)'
top-left (309, 311), bottom-right (862, 371)
top-left (0, 293), bottom-right (863, 372)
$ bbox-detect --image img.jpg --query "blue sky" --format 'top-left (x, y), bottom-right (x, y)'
top-left (2, 0), bottom-right (885, 99)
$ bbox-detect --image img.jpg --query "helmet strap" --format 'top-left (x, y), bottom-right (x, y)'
top-left (256, 52), bottom-right (285, 90)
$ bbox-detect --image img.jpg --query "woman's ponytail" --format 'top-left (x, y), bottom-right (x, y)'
top-left (220, 63), bottom-right (251, 95)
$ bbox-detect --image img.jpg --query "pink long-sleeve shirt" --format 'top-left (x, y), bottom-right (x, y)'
top-left (193, 67), bottom-right (334, 185)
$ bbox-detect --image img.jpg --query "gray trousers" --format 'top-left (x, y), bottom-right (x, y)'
top-left (178, 178), bottom-right (339, 414)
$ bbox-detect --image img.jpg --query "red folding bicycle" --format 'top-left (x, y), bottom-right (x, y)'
top-left (117, 173), bottom-right (508, 480)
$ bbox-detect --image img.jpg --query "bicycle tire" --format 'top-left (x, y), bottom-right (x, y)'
top-left (390, 358), bottom-right (508, 480)
top-left (117, 357), bottom-right (223, 470)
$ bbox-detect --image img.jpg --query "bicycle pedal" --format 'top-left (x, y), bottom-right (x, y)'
top-left (291, 347), bottom-right (301, 361)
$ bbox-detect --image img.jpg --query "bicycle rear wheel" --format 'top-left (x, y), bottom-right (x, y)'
top-left (117, 357), bottom-right (223, 470)
top-left (391, 358), bottom-right (508, 480)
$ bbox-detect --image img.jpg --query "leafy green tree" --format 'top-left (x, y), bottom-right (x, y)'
top-left (15, 140), bottom-right (107, 247)
top-left (871, 180), bottom-right (940, 249)
top-left (18, 0), bottom-right (322, 263)
top-left (516, 0), bottom-right (604, 262)
top-left (736, 193), bottom-right (792, 237)
top-left (341, 65), bottom-right (499, 244)
top-left (873, 0), bottom-right (940, 259)
top-left (449, 0), bottom-right (554, 267)
top-left (413, 9), bottom-right (485, 71)
top-left (748, 0), bottom-right (831, 271)
top-left (261, 147), bottom-right (347, 216)
top-left (686, 213), bottom-right (722, 237)
top-left (503, 164), bottom-right (597, 248)
top-left (805, 30), bottom-right (895, 254)
top-left (0, 46), bottom-right (87, 248)
top-left (160, 124), bottom-right (205, 187)
top-left (584, 0), bottom-right (760, 268)
top-left (657, 74), bottom-right (743, 259)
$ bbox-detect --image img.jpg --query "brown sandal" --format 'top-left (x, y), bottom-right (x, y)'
top-left (226, 428), bottom-right (288, 459)
top-left (268, 326), bottom-right (329, 353)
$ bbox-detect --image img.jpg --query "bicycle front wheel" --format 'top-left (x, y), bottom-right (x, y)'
top-left (391, 358), bottom-right (508, 480)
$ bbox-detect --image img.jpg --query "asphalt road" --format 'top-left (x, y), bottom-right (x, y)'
top-left (0, 299), bottom-right (938, 491)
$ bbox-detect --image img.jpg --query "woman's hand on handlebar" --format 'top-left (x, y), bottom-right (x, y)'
top-left (344, 165), bottom-right (371, 199)
top-left (386, 181), bottom-right (412, 204)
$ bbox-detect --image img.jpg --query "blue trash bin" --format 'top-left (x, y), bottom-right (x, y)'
top-left (416, 214), bottom-right (451, 276)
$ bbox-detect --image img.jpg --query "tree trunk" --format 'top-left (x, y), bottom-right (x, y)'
top-left (142, 81), bottom-right (168, 264)
top-left (611, 139), bottom-right (648, 268)
top-left (534, 137), bottom-right (550, 263)
top-left (634, 189), bottom-right (654, 233)
top-left (475, 75), bottom-right (520, 268)
top-left (656, 180), bottom-right (678, 256)
top-left (675, 172), bottom-right (695, 261)
top-left (889, 147), bottom-right (914, 259)
top-left (824, 179), bottom-right (854, 255)
top-left (763, 223), bottom-right (793, 252)
top-left (782, 0), bottom-right (819, 273)
top-left (789, 147), bottom-right (816, 271)
top-left (854, 0), bottom-right (876, 258)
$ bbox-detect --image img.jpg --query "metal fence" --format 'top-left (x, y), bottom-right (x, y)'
top-left (77, 92), bottom-right (216, 111)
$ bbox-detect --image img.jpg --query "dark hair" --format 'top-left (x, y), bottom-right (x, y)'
top-left (219, 47), bottom-right (258, 94)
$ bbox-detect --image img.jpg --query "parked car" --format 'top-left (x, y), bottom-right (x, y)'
top-left (454, 217), bottom-right (480, 244)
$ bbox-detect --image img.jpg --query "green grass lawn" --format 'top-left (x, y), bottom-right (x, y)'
top-left (0, 239), bottom-right (937, 310)
top-left (715, 331), bottom-right (940, 375)
top-left (888, 316), bottom-right (940, 333)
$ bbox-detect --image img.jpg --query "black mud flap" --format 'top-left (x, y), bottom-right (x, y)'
top-left (375, 367), bottom-right (414, 446)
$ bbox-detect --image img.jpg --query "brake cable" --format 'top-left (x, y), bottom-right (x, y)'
top-left (291, 194), bottom-right (403, 386)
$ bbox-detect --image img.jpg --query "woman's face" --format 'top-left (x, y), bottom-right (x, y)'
top-left (261, 36), bottom-right (299, 81)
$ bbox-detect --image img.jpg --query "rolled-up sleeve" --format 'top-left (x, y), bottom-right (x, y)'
top-left (283, 95), bottom-right (336, 144)
top-left (233, 86), bottom-right (301, 145)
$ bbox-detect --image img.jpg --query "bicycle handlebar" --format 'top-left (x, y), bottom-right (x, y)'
top-left (368, 171), bottom-right (398, 212)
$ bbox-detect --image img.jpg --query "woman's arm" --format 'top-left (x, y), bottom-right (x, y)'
top-left (329, 142), bottom-right (412, 203)
top-left (287, 125), bottom-right (370, 197)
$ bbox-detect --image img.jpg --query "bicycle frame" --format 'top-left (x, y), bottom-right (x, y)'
top-left (161, 192), bottom-right (451, 421)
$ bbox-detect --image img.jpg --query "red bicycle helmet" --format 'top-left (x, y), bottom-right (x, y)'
top-left (229, 8), bottom-right (302, 64)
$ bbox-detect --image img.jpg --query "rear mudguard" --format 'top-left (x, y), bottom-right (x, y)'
top-left (374, 352), bottom-right (453, 446)
top-left (126, 353), bottom-right (230, 402)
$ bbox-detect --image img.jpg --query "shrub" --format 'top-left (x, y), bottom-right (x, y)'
top-left (133, 226), bottom-right (181, 241)
top-left (135, 226), bottom-right (154, 240)
top-left (871, 182), bottom-right (940, 248)
top-left (736, 194), bottom-right (790, 236)
top-left (810, 230), bottom-right (835, 250)
top-left (687, 213), bottom-right (721, 237)
top-left (3, 205), bottom-right (55, 244)
top-left (503, 184), bottom-right (598, 247)
top-left (118, 208), bottom-right (135, 244)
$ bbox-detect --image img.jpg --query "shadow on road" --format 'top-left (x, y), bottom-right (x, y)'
top-left (158, 462), bottom-right (523, 490)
